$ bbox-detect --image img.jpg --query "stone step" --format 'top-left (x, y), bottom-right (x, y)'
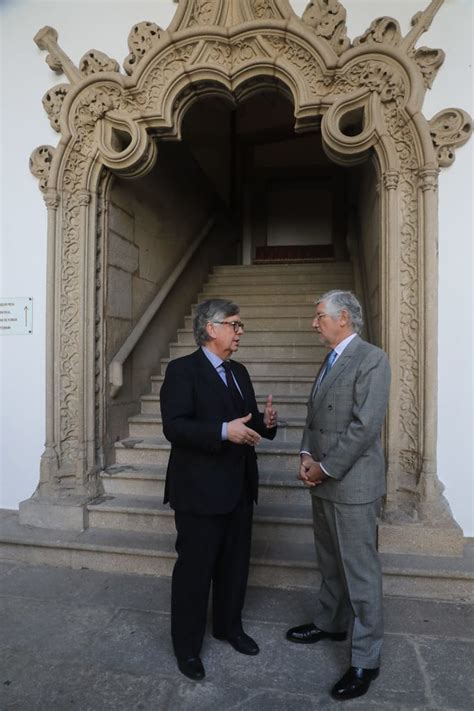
top-left (258, 469), bottom-right (310, 506)
top-left (115, 438), bottom-right (172, 467)
top-left (198, 292), bottom-right (330, 305)
top-left (207, 273), bottom-right (353, 286)
top-left (115, 438), bottom-right (300, 472)
top-left (161, 357), bottom-right (320, 377)
top-left (212, 263), bottom-right (352, 276)
top-left (201, 281), bottom-right (353, 295)
top-left (168, 343), bottom-right (325, 360)
top-left (191, 304), bottom-right (317, 317)
top-left (87, 495), bottom-right (314, 543)
top-left (151, 374), bottom-right (315, 397)
top-left (176, 329), bottom-right (321, 346)
top-left (184, 315), bottom-right (315, 331)
top-left (101, 464), bottom-right (310, 505)
top-left (102, 464), bottom-right (167, 498)
top-left (128, 414), bottom-right (304, 444)
top-left (140, 394), bottom-right (308, 419)
top-left (1, 511), bottom-right (472, 599)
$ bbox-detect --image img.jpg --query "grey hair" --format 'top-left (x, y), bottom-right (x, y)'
top-left (316, 290), bottom-right (364, 335)
top-left (193, 298), bottom-right (240, 346)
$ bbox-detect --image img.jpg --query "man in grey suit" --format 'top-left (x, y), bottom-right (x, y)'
top-left (286, 290), bottom-right (390, 702)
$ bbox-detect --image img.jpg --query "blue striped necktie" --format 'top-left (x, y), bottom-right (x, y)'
top-left (314, 349), bottom-right (338, 395)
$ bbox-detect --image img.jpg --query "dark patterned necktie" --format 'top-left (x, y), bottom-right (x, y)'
top-left (313, 349), bottom-right (338, 397)
top-left (222, 361), bottom-right (244, 415)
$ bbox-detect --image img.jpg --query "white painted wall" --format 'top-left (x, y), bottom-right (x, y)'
top-left (1, 0), bottom-right (472, 534)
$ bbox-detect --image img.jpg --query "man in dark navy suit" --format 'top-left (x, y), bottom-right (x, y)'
top-left (160, 298), bottom-right (277, 681)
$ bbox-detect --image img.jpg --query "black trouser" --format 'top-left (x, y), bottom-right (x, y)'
top-left (171, 489), bottom-right (253, 660)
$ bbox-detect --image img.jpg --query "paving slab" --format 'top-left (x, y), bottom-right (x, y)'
top-left (0, 561), bottom-right (473, 711)
top-left (0, 562), bottom-right (109, 603)
top-left (415, 638), bottom-right (474, 709)
top-left (0, 597), bottom-right (117, 659)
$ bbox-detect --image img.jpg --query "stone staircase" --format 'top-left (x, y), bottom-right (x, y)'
top-left (2, 261), bottom-right (472, 600)
top-left (93, 261), bottom-right (354, 586)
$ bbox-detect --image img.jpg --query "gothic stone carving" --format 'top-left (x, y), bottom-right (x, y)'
top-left (42, 84), bottom-right (69, 132)
top-left (413, 47), bottom-right (445, 89)
top-left (29, 145), bottom-right (55, 192)
top-left (302, 0), bottom-right (350, 55)
top-left (80, 50), bottom-right (120, 76)
top-left (354, 17), bottom-right (402, 47)
top-left (124, 21), bottom-right (163, 76)
top-left (429, 108), bottom-right (473, 167)
top-left (30, 0), bottom-right (472, 538)
top-left (251, 0), bottom-right (278, 20)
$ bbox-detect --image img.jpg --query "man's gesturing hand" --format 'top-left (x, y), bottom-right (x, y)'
top-left (227, 413), bottom-right (262, 446)
top-left (263, 394), bottom-right (278, 428)
top-left (299, 454), bottom-right (328, 487)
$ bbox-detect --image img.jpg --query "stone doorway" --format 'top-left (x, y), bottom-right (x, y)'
top-left (25, 0), bottom-right (472, 555)
top-left (103, 87), bottom-right (380, 452)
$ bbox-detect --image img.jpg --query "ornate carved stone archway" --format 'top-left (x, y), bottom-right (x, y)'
top-left (27, 0), bottom-right (472, 552)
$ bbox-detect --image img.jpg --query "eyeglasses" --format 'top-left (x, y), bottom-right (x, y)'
top-left (213, 320), bottom-right (245, 333)
top-left (314, 313), bottom-right (328, 321)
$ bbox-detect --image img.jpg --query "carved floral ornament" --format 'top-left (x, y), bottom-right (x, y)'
top-left (27, 0), bottom-right (472, 529)
top-left (29, 0), bottom-right (472, 193)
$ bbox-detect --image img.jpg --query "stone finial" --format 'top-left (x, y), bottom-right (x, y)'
top-left (34, 26), bottom-right (82, 83)
top-left (400, 0), bottom-right (445, 52)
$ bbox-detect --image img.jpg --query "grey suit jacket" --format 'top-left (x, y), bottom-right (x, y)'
top-left (301, 335), bottom-right (391, 504)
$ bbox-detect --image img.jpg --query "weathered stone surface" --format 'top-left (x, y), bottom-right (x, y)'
top-left (19, 496), bottom-right (88, 530)
top-left (107, 266), bottom-right (132, 319)
top-left (131, 275), bottom-right (156, 320)
top-left (383, 596), bottom-right (474, 639)
top-left (109, 232), bottom-right (139, 273)
top-left (108, 202), bottom-right (134, 241)
top-left (1, 561), bottom-right (473, 710)
top-left (0, 596), bottom-right (115, 654)
top-left (417, 638), bottom-right (474, 709)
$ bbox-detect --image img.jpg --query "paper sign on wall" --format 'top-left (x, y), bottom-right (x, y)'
top-left (0, 298), bottom-right (33, 335)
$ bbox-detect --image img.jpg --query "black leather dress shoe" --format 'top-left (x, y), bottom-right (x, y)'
top-left (286, 622), bottom-right (347, 644)
top-left (330, 666), bottom-right (379, 701)
top-left (177, 656), bottom-right (205, 681)
top-left (214, 632), bottom-right (260, 655)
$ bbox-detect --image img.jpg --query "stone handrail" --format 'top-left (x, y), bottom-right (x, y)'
top-left (109, 215), bottom-right (215, 397)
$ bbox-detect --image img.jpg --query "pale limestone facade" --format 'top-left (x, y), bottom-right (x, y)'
top-left (24, 0), bottom-right (472, 555)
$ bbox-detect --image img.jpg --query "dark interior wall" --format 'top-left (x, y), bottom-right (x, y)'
top-left (181, 97), bottom-right (233, 206)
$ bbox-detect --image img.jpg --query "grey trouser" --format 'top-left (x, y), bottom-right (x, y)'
top-left (311, 496), bottom-right (383, 669)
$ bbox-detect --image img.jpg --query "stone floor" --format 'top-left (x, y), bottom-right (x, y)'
top-left (0, 559), bottom-right (473, 710)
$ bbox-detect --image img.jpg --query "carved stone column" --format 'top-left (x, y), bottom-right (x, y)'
top-left (380, 171), bottom-right (401, 520)
top-left (39, 187), bottom-right (61, 494)
top-left (417, 167), bottom-right (463, 541)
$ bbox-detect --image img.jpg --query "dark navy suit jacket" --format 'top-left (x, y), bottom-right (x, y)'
top-left (160, 348), bottom-right (276, 515)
